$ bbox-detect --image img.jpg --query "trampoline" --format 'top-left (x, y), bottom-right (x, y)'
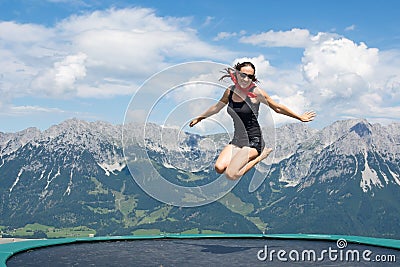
top-left (2, 234), bottom-right (399, 266)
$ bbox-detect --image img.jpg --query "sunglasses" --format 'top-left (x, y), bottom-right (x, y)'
top-left (237, 71), bottom-right (255, 81)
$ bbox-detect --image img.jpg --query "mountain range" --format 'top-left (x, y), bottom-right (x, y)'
top-left (0, 118), bottom-right (399, 238)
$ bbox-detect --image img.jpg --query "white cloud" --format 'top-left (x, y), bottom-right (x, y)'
top-left (214, 32), bottom-right (238, 41)
top-left (202, 16), bottom-right (214, 27)
top-left (344, 92), bottom-right (400, 121)
top-left (240, 28), bottom-right (313, 48)
top-left (32, 53), bottom-right (88, 97)
top-left (302, 36), bottom-right (379, 82)
top-left (302, 36), bottom-right (400, 125)
top-left (301, 36), bottom-right (384, 120)
top-left (239, 28), bottom-right (400, 126)
top-left (76, 82), bottom-right (134, 98)
top-left (8, 105), bottom-right (65, 115)
top-left (345, 24), bottom-right (356, 31)
top-left (56, 8), bottom-right (229, 71)
top-left (0, 21), bottom-right (54, 43)
top-left (0, 7), bottom-right (233, 103)
top-left (2, 9), bottom-right (400, 130)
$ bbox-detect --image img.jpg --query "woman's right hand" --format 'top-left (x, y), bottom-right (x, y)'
top-left (189, 117), bottom-right (203, 127)
top-left (299, 111), bottom-right (316, 122)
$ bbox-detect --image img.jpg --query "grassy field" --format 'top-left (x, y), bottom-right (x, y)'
top-left (131, 228), bottom-right (223, 235)
top-left (3, 223), bottom-right (226, 238)
top-left (6, 223), bottom-right (96, 238)
top-left (218, 192), bottom-right (254, 216)
top-left (131, 229), bottom-right (162, 235)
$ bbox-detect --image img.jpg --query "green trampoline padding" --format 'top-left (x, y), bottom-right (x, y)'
top-left (1, 233), bottom-right (400, 267)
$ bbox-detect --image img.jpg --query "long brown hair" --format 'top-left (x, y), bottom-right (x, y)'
top-left (219, 61), bottom-right (259, 83)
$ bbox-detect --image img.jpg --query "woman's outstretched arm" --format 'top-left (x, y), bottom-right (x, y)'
top-left (189, 88), bottom-right (230, 127)
top-left (255, 88), bottom-right (316, 122)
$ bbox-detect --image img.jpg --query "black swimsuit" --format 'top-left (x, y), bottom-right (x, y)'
top-left (227, 86), bottom-right (265, 155)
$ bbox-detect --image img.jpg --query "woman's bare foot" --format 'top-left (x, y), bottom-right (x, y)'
top-left (258, 147), bottom-right (273, 162)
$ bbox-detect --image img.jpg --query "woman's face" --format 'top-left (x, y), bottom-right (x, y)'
top-left (237, 65), bottom-right (255, 88)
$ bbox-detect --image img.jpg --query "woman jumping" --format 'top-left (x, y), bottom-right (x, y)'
top-left (189, 61), bottom-right (316, 180)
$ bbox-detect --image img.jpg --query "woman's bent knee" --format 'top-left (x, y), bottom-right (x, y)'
top-left (224, 168), bottom-right (241, 180)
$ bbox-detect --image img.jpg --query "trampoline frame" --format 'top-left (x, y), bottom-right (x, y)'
top-left (1, 233), bottom-right (400, 266)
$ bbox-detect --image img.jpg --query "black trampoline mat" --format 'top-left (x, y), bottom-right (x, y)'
top-left (7, 238), bottom-right (400, 266)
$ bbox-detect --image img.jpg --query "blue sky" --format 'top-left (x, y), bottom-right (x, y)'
top-left (1, 0), bottom-right (400, 133)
